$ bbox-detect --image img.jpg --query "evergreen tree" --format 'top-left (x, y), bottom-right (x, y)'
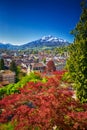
top-left (10, 60), bottom-right (17, 74)
top-left (10, 61), bottom-right (22, 82)
top-left (67, 0), bottom-right (87, 102)
top-left (0, 58), bottom-right (5, 70)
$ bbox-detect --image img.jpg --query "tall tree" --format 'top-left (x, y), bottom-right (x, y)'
top-left (0, 58), bottom-right (5, 70)
top-left (10, 60), bottom-right (17, 74)
top-left (10, 60), bottom-right (19, 82)
top-left (46, 60), bottom-right (56, 72)
top-left (67, 0), bottom-right (87, 102)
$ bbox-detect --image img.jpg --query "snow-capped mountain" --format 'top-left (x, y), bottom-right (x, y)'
top-left (41, 35), bottom-right (67, 42)
top-left (21, 35), bottom-right (70, 49)
top-left (0, 35), bottom-right (70, 50)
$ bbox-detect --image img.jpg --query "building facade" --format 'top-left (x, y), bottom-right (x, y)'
top-left (0, 70), bottom-right (15, 85)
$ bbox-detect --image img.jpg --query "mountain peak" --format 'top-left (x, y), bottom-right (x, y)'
top-left (40, 35), bottom-right (67, 43)
top-left (41, 35), bottom-right (53, 40)
top-left (0, 35), bottom-right (70, 50)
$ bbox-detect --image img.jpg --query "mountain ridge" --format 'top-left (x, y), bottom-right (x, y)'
top-left (0, 35), bottom-right (70, 50)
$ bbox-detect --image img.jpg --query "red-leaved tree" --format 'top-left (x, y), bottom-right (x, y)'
top-left (46, 60), bottom-right (56, 72)
top-left (0, 71), bottom-right (87, 130)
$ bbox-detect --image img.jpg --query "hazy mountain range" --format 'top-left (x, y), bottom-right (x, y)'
top-left (0, 35), bottom-right (70, 50)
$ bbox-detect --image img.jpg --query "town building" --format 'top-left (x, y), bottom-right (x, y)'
top-left (0, 70), bottom-right (15, 86)
top-left (27, 63), bottom-right (45, 74)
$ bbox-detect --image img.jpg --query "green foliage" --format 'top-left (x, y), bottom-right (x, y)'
top-left (10, 60), bottom-right (17, 73)
top-left (1, 71), bottom-right (87, 130)
top-left (62, 71), bottom-right (73, 83)
top-left (0, 72), bottom-right (43, 98)
top-left (0, 58), bottom-right (5, 70)
top-left (0, 122), bottom-right (14, 130)
top-left (10, 61), bottom-right (23, 82)
top-left (43, 58), bottom-right (46, 64)
top-left (53, 46), bottom-right (69, 55)
top-left (66, 0), bottom-right (87, 102)
top-left (41, 77), bottom-right (47, 83)
top-left (9, 60), bottom-right (18, 82)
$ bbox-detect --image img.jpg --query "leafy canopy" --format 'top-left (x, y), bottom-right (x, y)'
top-left (67, 0), bottom-right (87, 102)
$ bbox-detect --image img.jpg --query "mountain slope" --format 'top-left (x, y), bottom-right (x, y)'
top-left (0, 43), bottom-right (19, 50)
top-left (21, 35), bottom-right (70, 49)
top-left (0, 35), bottom-right (70, 50)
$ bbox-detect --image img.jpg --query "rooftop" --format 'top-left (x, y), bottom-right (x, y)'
top-left (0, 70), bottom-right (15, 75)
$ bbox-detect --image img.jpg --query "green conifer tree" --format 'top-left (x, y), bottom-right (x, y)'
top-left (10, 60), bottom-right (19, 82)
top-left (0, 58), bottom-right (5, 70)
top-left (10, 60), bottom-right (17, 73)
top-left (67, 0), bottom-right (87, 102)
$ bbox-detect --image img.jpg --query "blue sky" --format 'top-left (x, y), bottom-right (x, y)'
top-left (0, 0), bottom-right (82, 45)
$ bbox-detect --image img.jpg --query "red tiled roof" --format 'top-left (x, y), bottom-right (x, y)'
top-left (31, 63), bottom-right (45, 67)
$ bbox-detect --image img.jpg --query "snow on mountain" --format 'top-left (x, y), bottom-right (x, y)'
top-left (41, 35), bottom-right (53, 42)
top-left (21, 35), bottom-right (70, 49)
top-left (0, 35), bottom-right (70, 50)
top-left (40, 35), bottom-right (67, 43)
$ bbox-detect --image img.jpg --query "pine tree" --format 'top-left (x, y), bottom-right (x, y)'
top-left (10, 60), bottom-right (19, 82)
top-left (10, 60), bottom-right (17, 73)
top-left (67, 0), bottom-right (87, 102)
top-left (0, 58), bottom-right (5, 70)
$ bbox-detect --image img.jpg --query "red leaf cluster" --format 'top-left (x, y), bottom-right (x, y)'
top-left (0, 71), bottom-right (87, 130)
top-left (46, 60), bottom-right (56, 72)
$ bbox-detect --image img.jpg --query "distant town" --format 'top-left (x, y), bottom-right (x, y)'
top-left (0, 47), bottom-right (68, 87)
